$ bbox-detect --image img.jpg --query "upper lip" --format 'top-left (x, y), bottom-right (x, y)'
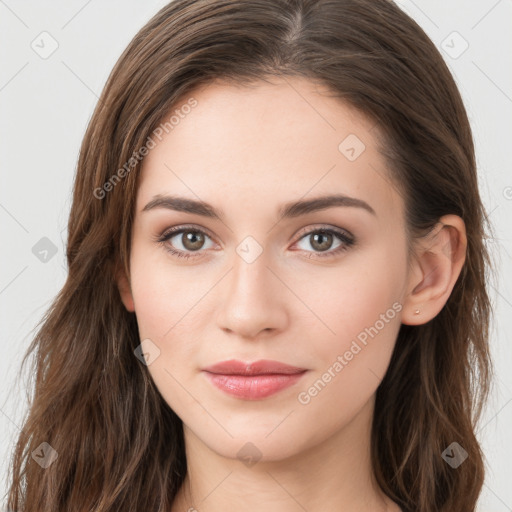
top-left (202, 359), bottom-right (307, 375)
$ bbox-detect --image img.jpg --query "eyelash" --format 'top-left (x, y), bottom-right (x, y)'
top-left (155, 224), bottom-right (356, 261)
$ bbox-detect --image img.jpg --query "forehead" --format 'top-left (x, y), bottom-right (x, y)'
top-left (136, 77), bottom-right (403, 222)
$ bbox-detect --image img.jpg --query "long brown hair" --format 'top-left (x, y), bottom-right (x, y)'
top-left (6, 0), bottom-right (495, 510)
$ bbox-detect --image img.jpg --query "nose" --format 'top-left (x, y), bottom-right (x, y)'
top-left (215, 249), bottom-right (289, 340)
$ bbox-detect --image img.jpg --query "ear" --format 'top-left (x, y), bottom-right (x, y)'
top-left (401, 214), bottom-right (467, 325)
top-left (115, 266), bottom-right (135, 313)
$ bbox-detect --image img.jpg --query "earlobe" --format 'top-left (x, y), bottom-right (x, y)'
top-left (401, 215), bottom-right (467, 325)
top-left (116, 268), bottom-right (135, 313)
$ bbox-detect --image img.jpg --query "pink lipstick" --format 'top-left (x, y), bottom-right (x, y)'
top-left (202, 359), bottom-right (307, 400)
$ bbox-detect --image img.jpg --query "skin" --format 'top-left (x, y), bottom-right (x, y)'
top-left (117, 76), bottom-right (467, 512)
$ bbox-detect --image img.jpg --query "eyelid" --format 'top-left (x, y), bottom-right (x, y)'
top-left (158, 223), bottom-right (216, 241)
top-left (158, 223), bottom-right (353, 242)
top-left (156, 223), bottom-right (355, 258)
top-left (294, 223), bottom-right (354, 241)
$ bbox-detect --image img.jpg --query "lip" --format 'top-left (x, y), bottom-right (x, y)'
top-left (202, 359), bottom-right (307, 375)
top-left (202, 359), bottom-right (308, 400)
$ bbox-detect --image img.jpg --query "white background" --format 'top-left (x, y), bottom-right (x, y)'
top-left (1, 1), bottom-right (511, 510)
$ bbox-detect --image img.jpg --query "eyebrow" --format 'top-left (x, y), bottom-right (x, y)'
top-left (142, 193), bottom-right (376, 219)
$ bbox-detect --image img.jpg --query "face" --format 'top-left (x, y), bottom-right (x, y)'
top-left (119, 76), bottom-right (412, 461)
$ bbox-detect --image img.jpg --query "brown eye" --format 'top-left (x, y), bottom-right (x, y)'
top-left (158, 226), bottom-right (215, 259)
top-left (308, 231), bottom-right (334, 252)
top-left (180, 230), bottom-right (206, 251)
top-left (294, 227), bottom-right (355, 259)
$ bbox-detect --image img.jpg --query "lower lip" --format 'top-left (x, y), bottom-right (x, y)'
top-left (203, 371), bottom-right (307, 400)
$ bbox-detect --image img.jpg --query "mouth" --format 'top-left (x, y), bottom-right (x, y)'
top-left (201, 359), bottom-right (308, 400)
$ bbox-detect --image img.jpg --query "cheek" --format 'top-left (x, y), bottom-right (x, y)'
top-left (291, 241), bottom-right (407, 414)
top-left (129, 240), bottom-right (199, 338)
top-left (293, 244), bottom-right (406, 351)
top-left (293, 262), bottom-right (405, 432)
top-left (128, 245), bottom-right (208, 400)
top-left (128, 248), bottom-right (207, 420)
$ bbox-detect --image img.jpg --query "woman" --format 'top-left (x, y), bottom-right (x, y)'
top-left (6, 0), bottom-right (494, 511)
